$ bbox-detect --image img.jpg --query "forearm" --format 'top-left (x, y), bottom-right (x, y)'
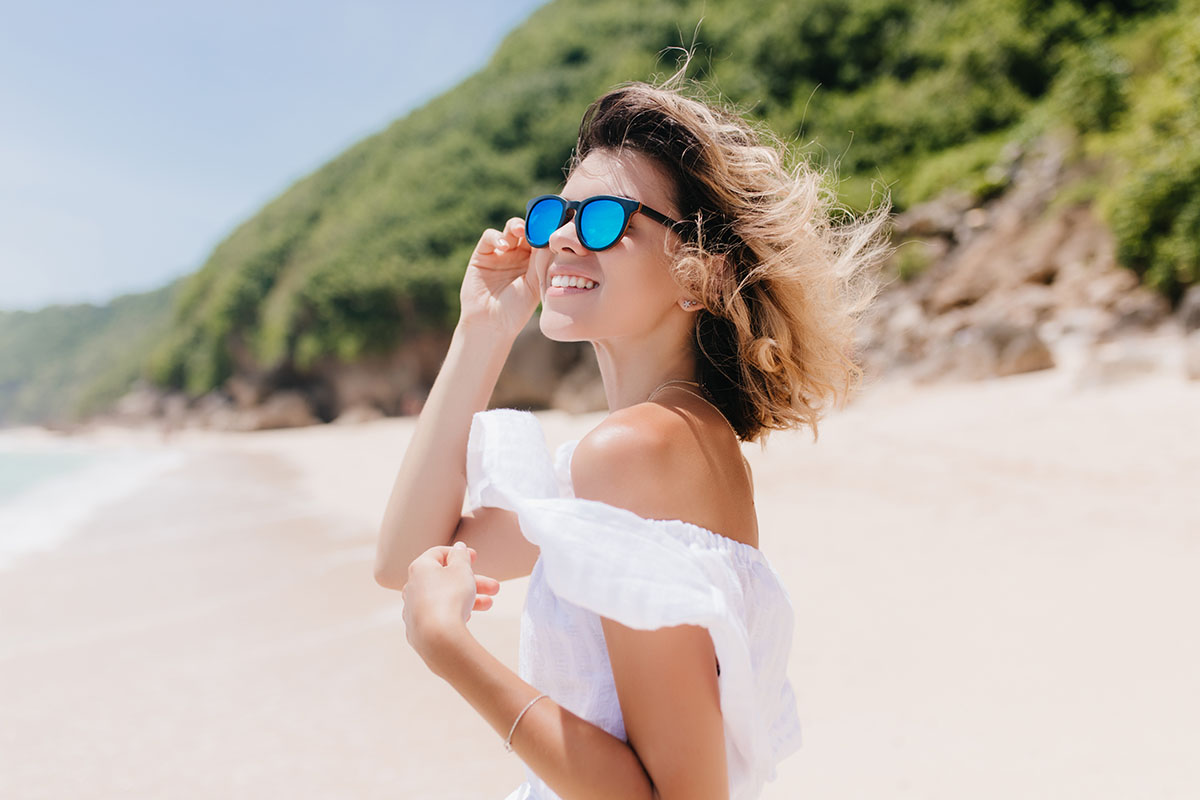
top-left (429, 628), bottom-right (656, 800)
top-left (375, 321), bottom-right (514, 586)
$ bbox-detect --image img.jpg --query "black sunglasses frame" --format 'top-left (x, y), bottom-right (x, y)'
top-left (524, 194), bottom-right (692, 252)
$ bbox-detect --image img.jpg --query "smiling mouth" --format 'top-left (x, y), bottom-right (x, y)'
top-left (546, 283), bottom-right (599, 296)
top-left (548, 275), bottom-right (600, 290)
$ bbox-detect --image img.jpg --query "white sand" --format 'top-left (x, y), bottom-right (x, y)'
top-left (1, 367), bottom-right (1197, 798)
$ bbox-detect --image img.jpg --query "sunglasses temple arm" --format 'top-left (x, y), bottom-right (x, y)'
top-left (640, 206), bottom-right (695, 237)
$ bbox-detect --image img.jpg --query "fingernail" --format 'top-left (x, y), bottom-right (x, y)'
top-left (453, 541), bottom-right (466, 550)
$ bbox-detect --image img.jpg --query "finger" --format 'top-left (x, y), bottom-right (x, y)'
top-left (491, 227), bottom-right (512, 253)
top-left (475, 574), bottom-right (500, 595)
top-left (424, 543), bottom-right (477, 562)
top-left (502, 216), bottom-right (526, 246)
top-left (409, 547), bottom-right (445, 571)
top-left (473, 595), bottom-right (494, 612)
top-left (416, 546), bottom-right (450, 568)
top-left (447, 540), bottom-right (472, 565)
top-left (476, 228), bottom-right (503, 256)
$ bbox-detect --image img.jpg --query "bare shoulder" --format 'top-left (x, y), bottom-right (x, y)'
top-left (574, 395), bottom-right (759, 548)
top-left (574, 400), bottom-right (748, 513)
top-left (571, 403), bottom-right (681, 518)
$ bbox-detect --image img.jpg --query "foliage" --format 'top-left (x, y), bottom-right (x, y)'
top-left (0, 281), bottom-right (181, 426)
top-left (2, 0), bottom-right (1194, 426)
top-left (1093, 6), bottom-right (1200, 301)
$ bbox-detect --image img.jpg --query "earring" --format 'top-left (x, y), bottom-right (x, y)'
top-left (681, 299), bottom-right (700, 309)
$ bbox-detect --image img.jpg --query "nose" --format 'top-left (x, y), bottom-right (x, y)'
top-left (548, 210), bottom-right (585, 254)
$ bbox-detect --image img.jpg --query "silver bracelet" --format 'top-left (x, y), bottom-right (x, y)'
top-left (504, 693), bottom-right (549, 752)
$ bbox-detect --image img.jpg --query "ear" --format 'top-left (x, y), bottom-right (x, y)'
top-left (679, 252), bottom-right (732, 312)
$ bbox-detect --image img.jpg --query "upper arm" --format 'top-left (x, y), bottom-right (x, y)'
top-left (573, 414), bottom-right (730, 799)
top-left (451, 506), bottom-right (540, 583)
top-left (599, 618), bottom-right (728, 799)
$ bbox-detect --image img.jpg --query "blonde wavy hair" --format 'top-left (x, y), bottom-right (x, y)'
top-left (570, 72), bottom-right (895, 446)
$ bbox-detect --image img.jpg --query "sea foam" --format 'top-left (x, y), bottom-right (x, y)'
top-left (0, 441), bottom-right (188, 571)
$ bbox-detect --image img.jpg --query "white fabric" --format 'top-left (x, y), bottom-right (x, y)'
top-left (467, 408), bottom-right (803, 800)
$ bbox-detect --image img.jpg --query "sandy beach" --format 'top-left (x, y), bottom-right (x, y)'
top-left (1, 365), bottom-right (1197, 799)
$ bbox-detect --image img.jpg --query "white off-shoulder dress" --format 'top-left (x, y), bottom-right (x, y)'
top-left (465, 409), bottom-right (803, 800)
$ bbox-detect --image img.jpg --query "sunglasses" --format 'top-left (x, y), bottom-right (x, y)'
top-left (524, 194), bottom-right (692, 252)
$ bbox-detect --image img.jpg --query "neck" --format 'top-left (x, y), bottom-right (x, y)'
top-left (590, 322), bottom-right (697, 411)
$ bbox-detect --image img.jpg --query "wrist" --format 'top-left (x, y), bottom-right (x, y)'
top-left (439, 322), bottom-right (514, 384)
top-left (453, 317), bottom-right (520, 349)
top-left (420, 619), bottom-right (475, 678)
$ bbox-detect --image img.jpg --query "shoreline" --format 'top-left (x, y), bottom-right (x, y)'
top-left (1, 367), bottom-right (1198, 797)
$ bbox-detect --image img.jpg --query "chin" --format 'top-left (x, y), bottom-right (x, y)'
top-left (537, 309), bottom-right (592, 343)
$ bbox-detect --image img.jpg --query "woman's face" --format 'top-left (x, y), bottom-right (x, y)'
top-left (534, 148), bottom-right (688, 342)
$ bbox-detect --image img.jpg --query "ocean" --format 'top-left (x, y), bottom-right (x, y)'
top-left (0, 435), bottom-right (187, 570)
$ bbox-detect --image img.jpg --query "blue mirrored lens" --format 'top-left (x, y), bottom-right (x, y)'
top-left (580, 199), bottom-right (626, 249)
top-left (527, 198), bottom-right (564, 247)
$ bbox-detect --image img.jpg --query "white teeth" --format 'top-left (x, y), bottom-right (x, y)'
top-left (550, 275), bottom-right (597, 289)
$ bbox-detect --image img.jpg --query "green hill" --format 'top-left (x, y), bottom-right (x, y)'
top-left (0, 280), bottom-right (182, 427)
top-left (2, 0), bottom-right (1196, 427)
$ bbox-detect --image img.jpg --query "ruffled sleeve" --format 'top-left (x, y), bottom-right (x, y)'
top-left (466, 409), bottom-right (802, 800)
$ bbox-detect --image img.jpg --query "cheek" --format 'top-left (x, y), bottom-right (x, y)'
top-left (530, 250), bottom-right (552, 290)
top-left (598, 264), bottom-right (679, 315)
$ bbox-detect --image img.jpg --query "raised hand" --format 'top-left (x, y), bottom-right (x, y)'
top-left (459, 216), bottom-right (541, 341)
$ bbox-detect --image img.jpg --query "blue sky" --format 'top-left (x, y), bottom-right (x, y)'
top-left (0, 0), bottom-right (549, 312)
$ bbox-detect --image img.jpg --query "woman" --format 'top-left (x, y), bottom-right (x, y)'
top-left (375, 73), bottom-right (892, 799)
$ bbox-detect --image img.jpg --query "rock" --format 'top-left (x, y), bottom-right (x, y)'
top-left (854, 133), bottom-right (1185, 389)
top-left (162, 392), bottom-right (191, 428)
top-left (996, 329), bottom-right (1056, 376)
top-left (1111, 289), bottom-right (1172, 332)
top-left (1038, 307), bottom-right (1117, 346)
top-left (235, 390), bottom-right (319, 430)
top-left (1050, 217), bottom-right (1121, 309)
top-left (908, 338), bottom-right (960, 383)
top-left (955, 322), bottom-right (1012, 380)
top-left (1185, 331), bottom-right (1200, 381)
top-left (398, 389), bottom-right (428, 417)
top-left (551, 349), bottom-right (607, 413)
top-left (866, 295), bottom-right (928, 371)
top-left (893, 190), bottom-right (976, 237)
top-left (113, 381), bottom-right (165, 421)
top-left (963, 207), bottom-right (989, 229)
top-left (1073, 338), bottom-right (1169, 388)
top-left (192, 391), bottom-right (231, 418)
top-left (1081, 268), bottom-right (1140, 309)
top-left (978, 284), bottom-right (1057, 329)
top-left (225, 374), bottom-right (271, 409)
top-left (187, 391), bottom-right (237, 430)
top-left (1176, 285), bottom-right (1200, 334)
top-left (927, 205), bottom-right (1073, 314)
top-left (314, 330), bottom-right (451, 417)
top-left (334, 403), bottom-right (385, 424)
top-left (491, 315), bottom-right (589, 409)
top-left (914, 320), bottom-right (1054, 383)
